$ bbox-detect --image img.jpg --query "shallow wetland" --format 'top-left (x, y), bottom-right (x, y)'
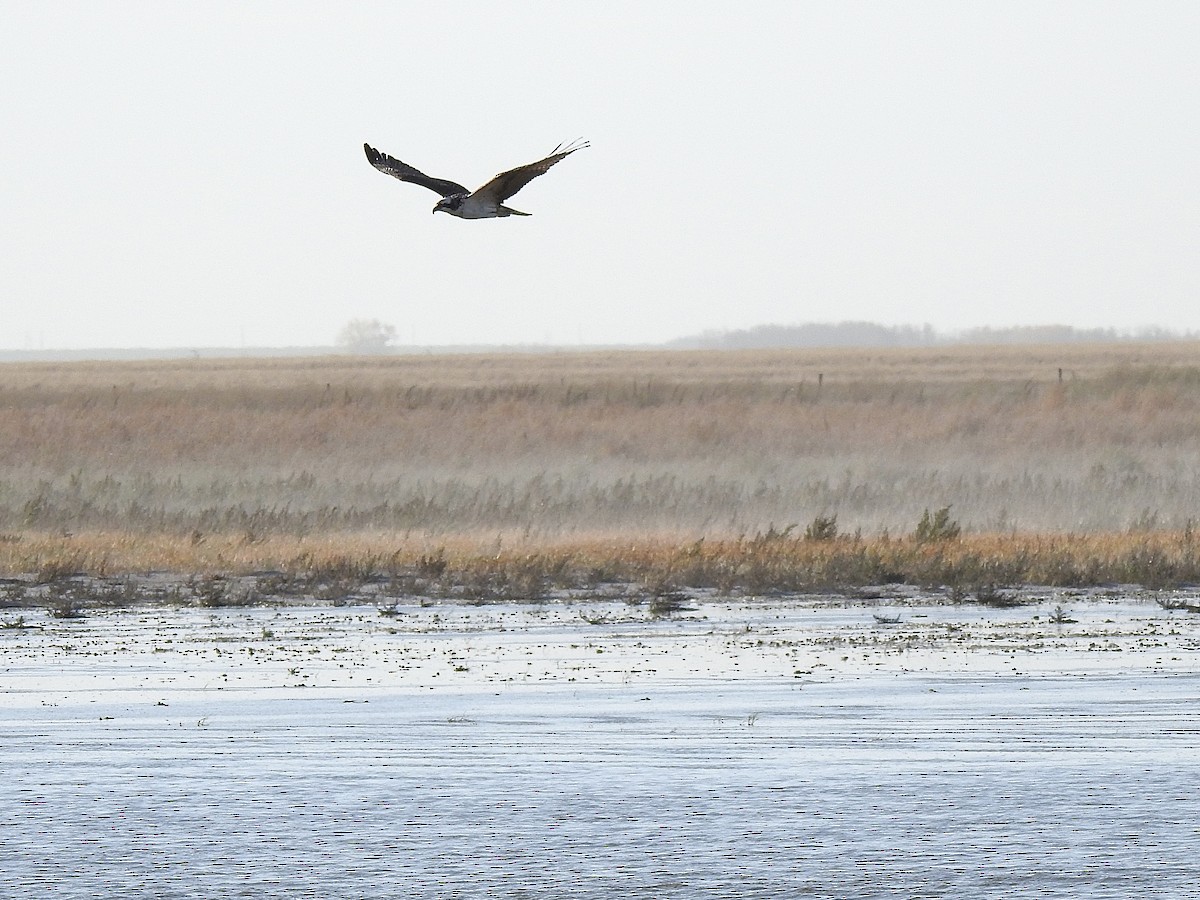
top-left (5, 346), bottom-right (1200, 895)
top-left (5, 590), bottom-right (1200, 898)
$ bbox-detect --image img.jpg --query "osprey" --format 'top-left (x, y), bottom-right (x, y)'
top-left (363, 139), bottom-right (588, 218)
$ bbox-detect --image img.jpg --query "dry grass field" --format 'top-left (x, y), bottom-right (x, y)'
top-left (3, 342), bottom-right (1200, 593)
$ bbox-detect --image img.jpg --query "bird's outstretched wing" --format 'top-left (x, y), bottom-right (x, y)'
top-left (364, 144), bottom-right (469, 198)
top-left (469, 139), bottom-right (589, 205)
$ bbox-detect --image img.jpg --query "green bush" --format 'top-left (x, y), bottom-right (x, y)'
top-left (913, 506), bottom-right (961, 543)
top-left (804, 514), bottom-right (839, 542)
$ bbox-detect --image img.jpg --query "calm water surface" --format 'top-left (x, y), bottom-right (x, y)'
top-left (5, 672), bottom-right (1200, 898)
top-left (2, 600), bottom-right (1200, 897)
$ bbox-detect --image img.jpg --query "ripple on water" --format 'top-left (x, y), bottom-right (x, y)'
top-left (3, 600), bottom-right (1200, 898)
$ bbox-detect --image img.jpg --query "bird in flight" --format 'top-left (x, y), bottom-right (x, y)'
top-left (363, 139), bottom-right (589, 219)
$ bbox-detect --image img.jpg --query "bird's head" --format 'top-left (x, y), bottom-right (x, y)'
top-left (433, 194), bottom-right (464, 215)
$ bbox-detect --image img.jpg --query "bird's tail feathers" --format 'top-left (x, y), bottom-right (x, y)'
top-left (500, 206), bottom-right (532, 217)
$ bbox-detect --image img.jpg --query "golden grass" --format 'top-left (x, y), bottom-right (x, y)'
top-left (3, 528), bottom-right (1197, 593)
top-left (3, 342), bottom-right (1200, 586)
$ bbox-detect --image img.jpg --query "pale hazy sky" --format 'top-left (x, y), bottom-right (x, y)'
top-left (2, 2), bottom-right (1197, 349)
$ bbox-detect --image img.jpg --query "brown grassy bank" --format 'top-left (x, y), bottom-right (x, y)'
top-left (2, 529), bottom-right (1199, 602)
top-left (3, 343), bottom-right (1200, 579)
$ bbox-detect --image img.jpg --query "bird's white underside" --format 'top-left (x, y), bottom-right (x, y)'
top-left (436, 195), bottom-right (528, 218)
top-left (446, 196), bottom-right (501, 218)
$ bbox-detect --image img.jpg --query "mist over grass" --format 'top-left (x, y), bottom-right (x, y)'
top-left (5, 343), bottom-right (1200, 544)
top-left (4, 342), bottom-right (1200, 594)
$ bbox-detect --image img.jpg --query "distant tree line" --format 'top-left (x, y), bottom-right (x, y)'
top-left (955, 324), bottom-right (1189, 345)
top-left (667, 321), bottom-right (1195, 350)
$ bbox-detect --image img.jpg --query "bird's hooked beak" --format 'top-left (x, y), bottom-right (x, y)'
top-left (432, 201), bottom-right (444, 215)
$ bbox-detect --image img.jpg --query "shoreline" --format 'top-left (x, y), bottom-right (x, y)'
top-left (4, 592), bottom-right (1199, 709)
top-left (4, 529), bottom-right (1200, 616)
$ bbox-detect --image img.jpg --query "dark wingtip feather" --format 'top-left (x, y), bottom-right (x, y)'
top-left (556, 138), bottom-right (590, 156)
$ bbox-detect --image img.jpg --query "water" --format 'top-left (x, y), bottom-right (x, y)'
top-left (3, 600), bottom-right (1200, 897)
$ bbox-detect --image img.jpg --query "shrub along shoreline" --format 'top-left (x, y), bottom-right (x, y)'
top-left (2, 525), bottom-right (1199, 614)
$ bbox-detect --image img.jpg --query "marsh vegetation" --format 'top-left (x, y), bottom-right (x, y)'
top-left (3, 343), bottom-right (1200, 600)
